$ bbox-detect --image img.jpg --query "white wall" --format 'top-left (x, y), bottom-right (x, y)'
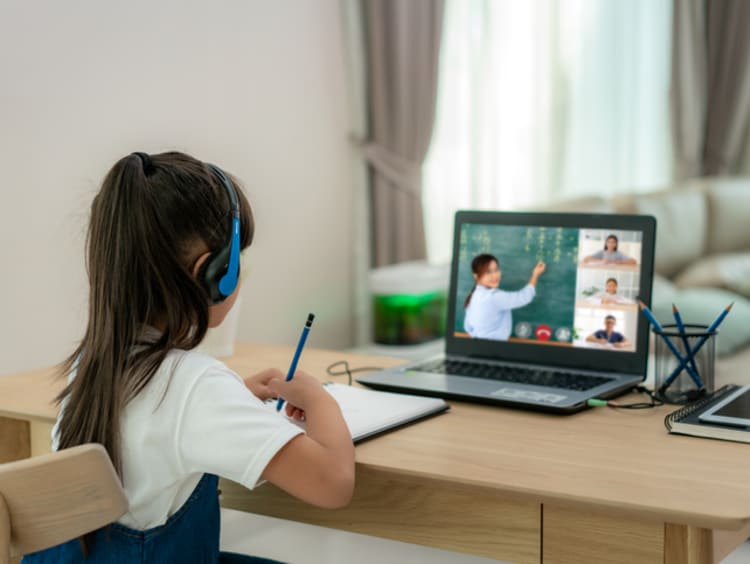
top-left (0, 0), bottom-right (355, 375)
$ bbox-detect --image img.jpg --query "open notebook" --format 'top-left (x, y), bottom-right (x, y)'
top-left (270, 383), bottom-right (449, 443)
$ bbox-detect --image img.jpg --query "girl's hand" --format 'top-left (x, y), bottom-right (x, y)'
top-left (243, 368), bottom-right (285, 401)
top-left (268, 370), bottom-right (329, 419)
top-left (285, 403), bottom-right (307, 421)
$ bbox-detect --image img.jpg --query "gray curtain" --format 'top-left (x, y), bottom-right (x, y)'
top-left (671, 0), bottom-right (750, 179)
top-left (363, 0), bottom-right (444, 267)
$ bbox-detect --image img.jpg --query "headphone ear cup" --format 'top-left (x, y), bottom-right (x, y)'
top-left (198, 249), bottom-right (228, 304)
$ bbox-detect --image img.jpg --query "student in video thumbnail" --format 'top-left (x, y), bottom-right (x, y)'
top-left (463, 253), bottom-right (546, 340)
top-left (587, 277), bottom-right (634, 305)
top-left (583, 234), bottom-right (636, 265)
top-left (586, 315), bottom-right (629, 348)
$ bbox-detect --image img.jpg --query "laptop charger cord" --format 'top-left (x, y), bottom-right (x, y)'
top-left (326, 360), bottom-right (384, 386)
top-left (587, 386), bottom-right (665, 409)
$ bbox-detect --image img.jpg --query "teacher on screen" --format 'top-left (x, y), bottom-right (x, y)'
top-left (464, 254), bottom-right (546, 340)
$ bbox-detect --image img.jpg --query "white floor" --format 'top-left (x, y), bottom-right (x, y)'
top-left (221, 509), bottom-right (750, 564)
top-left (722, 539), bottom-right (750, 564)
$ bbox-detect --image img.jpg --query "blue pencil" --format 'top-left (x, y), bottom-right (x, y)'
top-left (636, 300), bottom-right (702, 390)
top-left (671, 303), bottom-right (700, 384)
top-left (662, 302), bottom-right (733, 387)
top-left (276, 313), bottom-right (315, 411)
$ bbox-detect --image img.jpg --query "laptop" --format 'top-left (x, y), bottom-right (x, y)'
top-left (358, 211), bottom-right (657, 413)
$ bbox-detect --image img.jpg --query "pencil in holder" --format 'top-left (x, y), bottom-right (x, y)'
top-left (654, 324), bottom-right (716, 404)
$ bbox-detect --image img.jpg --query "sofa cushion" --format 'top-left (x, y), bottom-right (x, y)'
top-left (651, 273), bottom-right (677, 297)
top-left (613, 187), bottom-right (707, 278)
top-left (673, 253), bottom-right (750, 298)
top-left (701, 178), bottom-right (750, 254)
top-left (651, 286), bottom-right (750, 356)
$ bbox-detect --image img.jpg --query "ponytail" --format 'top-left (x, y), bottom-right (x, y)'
top-left (56, 154), bottom-right (154, 478)
top-left (464, 284), bottom-right (477, 308)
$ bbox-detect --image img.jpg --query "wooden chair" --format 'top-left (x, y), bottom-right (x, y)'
top-left (0, 444), bottom-right (128, 564)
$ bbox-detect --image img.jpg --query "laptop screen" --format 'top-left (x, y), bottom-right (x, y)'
top-left (446, 211), bottom-right (656, 375)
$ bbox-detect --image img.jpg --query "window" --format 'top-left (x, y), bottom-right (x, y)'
top-left (423, 0), bottom-right (673, 264)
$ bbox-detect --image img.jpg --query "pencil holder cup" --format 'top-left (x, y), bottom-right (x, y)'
top-left (653, 324), bottom-right (716, 404)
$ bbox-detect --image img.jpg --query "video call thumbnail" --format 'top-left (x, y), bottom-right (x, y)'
top-left (454, 224), bottom-right (643, 353)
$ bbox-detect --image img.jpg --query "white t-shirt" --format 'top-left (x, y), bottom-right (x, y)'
top-left (52, 349), bottom-right (304, 530)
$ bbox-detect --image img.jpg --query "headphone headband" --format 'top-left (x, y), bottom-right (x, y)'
top-left (207, 164), bottom-right (240, 215)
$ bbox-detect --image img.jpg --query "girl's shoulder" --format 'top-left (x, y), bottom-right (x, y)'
top-left (164, 348), bottom-right (240, 383)
top-left (146, 349), bottom-right (244, 404)
top-left (165, 348), bottom-right (224, 370)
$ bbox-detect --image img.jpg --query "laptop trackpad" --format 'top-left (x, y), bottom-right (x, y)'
top-left (489, 387), bottom-right (568, 404)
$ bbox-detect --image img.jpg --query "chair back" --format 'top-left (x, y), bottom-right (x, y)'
top-left (0, 444), bottom-right (128, 563)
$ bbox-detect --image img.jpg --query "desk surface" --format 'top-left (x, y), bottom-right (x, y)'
top-left (2, 342), bottom-right (749, 532)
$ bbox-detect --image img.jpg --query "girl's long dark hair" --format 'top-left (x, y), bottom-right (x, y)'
top-left (464, 254), bottom-right (498, 308)
top-left (56, 151), bottom-right (254, 478)
top-left (605, 234), bottom-right (618, 251)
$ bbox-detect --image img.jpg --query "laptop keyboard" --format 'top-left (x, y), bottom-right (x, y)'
top-left (412, 359), bottom-right (612, 392)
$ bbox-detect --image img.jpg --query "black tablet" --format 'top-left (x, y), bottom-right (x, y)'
top-left (699, 385), bottom-right (750, 428)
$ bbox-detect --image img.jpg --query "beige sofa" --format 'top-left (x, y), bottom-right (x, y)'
top-left (544, 177), bottom-right (750, 387)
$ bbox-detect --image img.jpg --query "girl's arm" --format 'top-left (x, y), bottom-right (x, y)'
top-left (606, 252), bottom-right (636, 265)
top-left (584, 251), bottom-right (604, 263)
top-left (261, 371), bottom-right (355, 509)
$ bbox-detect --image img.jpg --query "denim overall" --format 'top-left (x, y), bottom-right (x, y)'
top-left (23, 474), bottom-right (284, 564)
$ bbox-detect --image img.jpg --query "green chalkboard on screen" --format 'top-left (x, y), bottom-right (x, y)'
top-left (454, 224), bottom-right (579, 341)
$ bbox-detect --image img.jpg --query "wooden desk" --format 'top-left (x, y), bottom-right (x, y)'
top-left (2, 343), bottom-right (750, 564)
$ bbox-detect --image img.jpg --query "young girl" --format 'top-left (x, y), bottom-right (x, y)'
top-left (583, 234), bottom-right (637, 265)
top-left (23, 152), bottom-right (354, 563)
top-left (586, 277), bottom-right (635, 305)
top-left (463, 253), bottom-right (546, 341)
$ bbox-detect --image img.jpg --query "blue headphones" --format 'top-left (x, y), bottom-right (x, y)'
top-left (199, 164), bottom-right (241, 303)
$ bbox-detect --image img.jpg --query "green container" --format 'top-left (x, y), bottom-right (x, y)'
top-left (370, 262), bottom-right (448, 345)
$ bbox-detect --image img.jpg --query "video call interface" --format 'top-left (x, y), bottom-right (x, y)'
top-left (454, 223), bottom-right (644, 353)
